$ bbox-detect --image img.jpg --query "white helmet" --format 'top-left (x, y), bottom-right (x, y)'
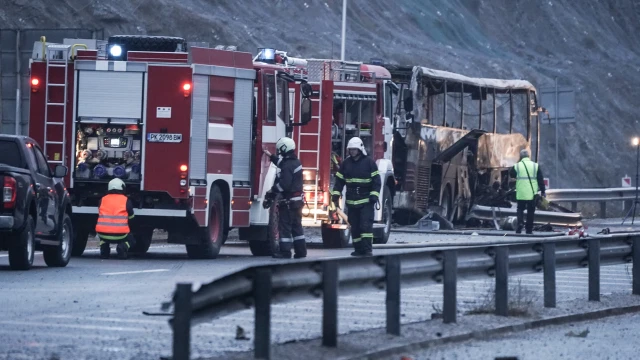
top-left (276, 137), bottom-right (295, 155)
top-left (346, 137), bottom-right (367, 156)
top-left (108, 178), bottom-right (126, 191)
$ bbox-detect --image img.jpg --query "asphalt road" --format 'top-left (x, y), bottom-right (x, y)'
top-left (0, 224), bottom-right (635, 360)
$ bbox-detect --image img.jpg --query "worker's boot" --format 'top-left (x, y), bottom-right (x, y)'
top-left (360, 238), bottom-right (373, 257)
top-left (293, 239), bottom-right (307, 259)
top-left (350, 240), bottom-right (372, 257)
top-left (273, 242), bottom-right (292, 259)
top-left (116, 242), bottom-right (129, 260)
top-left (100, 242), bottom-right (110, 259)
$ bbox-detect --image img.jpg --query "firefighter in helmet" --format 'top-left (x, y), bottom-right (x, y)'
top-left (331, 137), bottom-right (381, 257)
top-left (95, 178), bottom-right (136, 259)
top-left (263, 137), bottom-right (306, 259)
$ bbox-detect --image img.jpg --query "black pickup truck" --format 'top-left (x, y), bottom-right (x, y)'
top-left (0, 135), bottom-right (73, 270)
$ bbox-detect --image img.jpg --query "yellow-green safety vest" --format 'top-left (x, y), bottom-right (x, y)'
top-left (514, 158), bottom-right (538, 201)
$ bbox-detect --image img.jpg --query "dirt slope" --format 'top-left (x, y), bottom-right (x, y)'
top-left (2, 0), bottom-right (639, 188)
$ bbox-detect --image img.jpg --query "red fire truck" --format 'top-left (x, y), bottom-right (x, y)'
top-left (27, 35), bottom-right (308, 258)
top-left (250, 49), bottom-right (397, 248)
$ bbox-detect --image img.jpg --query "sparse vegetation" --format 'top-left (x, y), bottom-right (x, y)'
top-left (466, 278), bottom-right (539, 317)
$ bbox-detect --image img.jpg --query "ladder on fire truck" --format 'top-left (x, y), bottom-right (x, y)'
top-left (297, 83), bottom-right (323, 223)
top-left (43, 44), bottom-right (71, 166)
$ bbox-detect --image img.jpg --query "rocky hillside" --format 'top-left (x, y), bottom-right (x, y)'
top-left (2, 0), bottom-right (640, 189)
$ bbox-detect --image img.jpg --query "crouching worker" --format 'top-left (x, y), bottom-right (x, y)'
top-left (95, 178), bottom-right (136, 259)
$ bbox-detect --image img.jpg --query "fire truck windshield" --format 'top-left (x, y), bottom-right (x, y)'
top-left (264, 74), bottom-right (289, 125)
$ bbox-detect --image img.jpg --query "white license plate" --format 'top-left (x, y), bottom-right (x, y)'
top-left (147, 133), bottom-right (183, 143)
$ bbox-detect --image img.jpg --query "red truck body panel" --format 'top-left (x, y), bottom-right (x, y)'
top-left (143, 65), bottom-right (192, 198)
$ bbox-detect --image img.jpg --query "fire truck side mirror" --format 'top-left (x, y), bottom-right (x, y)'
top-left (300, 82), bottom-right (313, 99)
top-left (300, 98), bottom-right (312, 125)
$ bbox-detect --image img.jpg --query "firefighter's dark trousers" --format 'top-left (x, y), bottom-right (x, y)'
top-left (277, 205), bottom-right (306, 257)
top-left (348, 202), bottom-right (374, 254)
top-left (99, 233), bottom-right (136, 259)
top-left (516, 200), bottom-right (536, 234)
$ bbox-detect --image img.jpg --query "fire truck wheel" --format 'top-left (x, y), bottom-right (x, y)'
top-left (373, 186), bottom-right (392, 244)
top-left (186, 185), bottom-right (224, 259)
top-left (71, 228), bottom-right (90, 257)
top-left (130, 228), bottom-right (153, 254)
top-left (43, 213), bottom-right (73, 267)
top-left (321, 222), bottom-right (351, 248)
top-left (247, 203), bottom-right (279, 256)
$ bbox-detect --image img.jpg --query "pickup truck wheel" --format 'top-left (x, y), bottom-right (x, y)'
top-left (71, 229), bottom-right (89, 257)
top-left (43, 213), bottom-right (73, 267)
top-left (186, 185), bottom-right (224, 259)
top-left (9, 215), bottom-right (35, 270)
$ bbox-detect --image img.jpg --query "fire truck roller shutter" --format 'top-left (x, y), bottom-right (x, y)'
top-left (77, 71), bottom-right (144, 120)
top-left (231, 78), bottom-right (253, 183)
top-left (190, 75), bottom-right (209, 182)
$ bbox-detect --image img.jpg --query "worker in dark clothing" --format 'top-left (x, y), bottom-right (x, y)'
top-left (263, 137), bottom-right (306, 259)
top-left (509, 149), bottom-right (546, 234)
top-left (331, 137), bottom-right (381, 257)
top-left (95, 178), bottom-right (136, 259)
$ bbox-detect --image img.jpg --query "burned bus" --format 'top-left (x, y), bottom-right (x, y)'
top-left (385, 65), bottom-right (546, 225)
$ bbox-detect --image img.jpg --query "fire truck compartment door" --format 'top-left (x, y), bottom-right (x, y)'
top-left (231, 78), bottom-right (253, 182)
top-left (77, 71), bottom-right (144, 120)
top-left (189, 74), bottom-right (209, 181)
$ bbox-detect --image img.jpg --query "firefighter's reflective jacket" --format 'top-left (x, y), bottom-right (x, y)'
top-left (331, 155), bottom-right (381, 206)
top-left (270, 152), bottom-right (304, 207)
top-left (95, 193), bottom-right (135, 241)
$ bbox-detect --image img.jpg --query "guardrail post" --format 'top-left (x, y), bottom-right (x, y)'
top-left (443, 250), bottom-right (457, 323)
top-left (322, 261), bottom-right (339, 347)
top-left (386, 255), bottom-right (401, 335)
top-left (600, 202), bottom-right (607, 218)
top-left (254, 268), bottom-right (272, 359)
top-left (571, 202), bottom-right (577, 212)
top-left (588, 239), bottom-right (601, 301)
top-left (495, 247), bottom-right (509, 316)
top-left (543, 242), bottom-right (556, 308)
top-left (633, 236), bottom-right (640, 296)
top-left (172, 283), bottom-right (192, 360)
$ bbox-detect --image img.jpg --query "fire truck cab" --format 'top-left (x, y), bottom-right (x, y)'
top-left (27, 35), bottom-right (295, 258)
top-left (250, 49), bottom-right (397, 248)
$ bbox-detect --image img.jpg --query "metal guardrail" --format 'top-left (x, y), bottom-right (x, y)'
top-left (468, 204), bottom-right (583, 226)
top-left (163, 233), bottom-right (640, 360)
top-left (546, 187), bottom-right (639, 218)
top-left (546, 187), bottom-right (637, 202)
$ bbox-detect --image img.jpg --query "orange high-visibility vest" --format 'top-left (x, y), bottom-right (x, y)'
top-left (95, 194), bottom-right (130, 234)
